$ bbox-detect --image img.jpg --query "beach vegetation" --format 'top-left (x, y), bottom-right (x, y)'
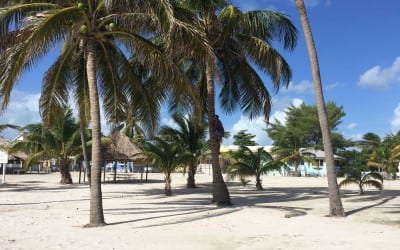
top-left (138, 137), bottom-right (191, 196)
top-left (12, 107), bottom-right (81, 184)
top-left (227, 145), bottom-right (281, 190)
top-left (179, 0), bottom-right (297, 205)
top-left (159, 114), bottom-right (208, 189)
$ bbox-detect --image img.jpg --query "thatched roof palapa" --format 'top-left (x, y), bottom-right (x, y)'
top-left (103, 132), bottom-right (146, 164)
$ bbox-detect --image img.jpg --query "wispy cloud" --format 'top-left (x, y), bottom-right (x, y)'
top-left (347, 123), bottom-right (357, 130)
top-left (359, 56), bottom-right (400, 88)
top-left (282, 80), bottom-right (314, 94)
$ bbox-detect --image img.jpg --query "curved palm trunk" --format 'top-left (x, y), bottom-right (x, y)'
top-left (165, 172), bottom-right (172, 196)
top-left (295, 0), bottom-right (345, 217)
top-left (206, 62), bottom-right (231, 205)
top-left (187, 160), bottom-right (197, 188)
top-left (86, 41), bottom-right (106, 226)
top-left (59, 157), bottom-right (72, 184)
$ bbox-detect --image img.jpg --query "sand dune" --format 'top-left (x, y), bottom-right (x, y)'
top-left (1, 172), bottom-right (399, 250)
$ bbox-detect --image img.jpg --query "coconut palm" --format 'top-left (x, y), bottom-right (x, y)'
top-left (227, 146), bottom-right (281, 190)
top-left (159, 114), bottom-right (207, 188)
top-left (339, 170), bottom-right (383, 195)
top-left (12, 107), bottom-right (81, 184)
top-left (179, 0), bottom-right (297, 205)
top-left (295, 0), bottom-right (345, 217)
top-left (139, 137), bottom-right (191, 196)
top-left (1, 0), bottom-right (207, 226)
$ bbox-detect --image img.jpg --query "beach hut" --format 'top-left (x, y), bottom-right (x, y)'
top-left (102, 132), bottom-right (146, 182)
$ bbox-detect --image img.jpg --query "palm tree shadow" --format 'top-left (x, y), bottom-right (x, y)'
top-left (107, 206), bottom-right (242, 228)
top-left (345, 196), bottom-right (396, 216)
top-left (104, 183), bottom-right (328, 227)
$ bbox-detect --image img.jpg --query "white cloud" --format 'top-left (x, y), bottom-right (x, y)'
top-left (225, 98), bottom-right (304, 146)
top-left (0, 90), bottom-right (41, 139)
top-left (390, 103), bottom-right (400, 133)
top-left (225, 115), bottom-right (271, 146)
top-left (282, 80), bottom-right (314, 94)
top-left (347, 123), bottom-right (357, 130)
top-left (0, 89), bottom-right (114, 140)
top-left (359, 57), bottom-right (400, 88)
top-left (269, 98), bottom-right (303, 124)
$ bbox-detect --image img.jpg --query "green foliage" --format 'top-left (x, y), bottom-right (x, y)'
top-left (233, 130), bottom-right (257, 146)
top-left (227, 146), bottom-right (281, 190)
top-left (357, 132), bottom-right (400, 178)
top-left (339, 168), bottom-right (383, 195)
top-left (11, 107), bottom-right (82, 184)
top-left (138, 136), bottom-right (192, 195)
top-left (267, 102), bottom-right (349, 152)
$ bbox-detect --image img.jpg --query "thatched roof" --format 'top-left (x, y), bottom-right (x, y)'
top-left (0, 136), bottom-right (28, 160)
top-left (103, 132), bottom-right (145, 163)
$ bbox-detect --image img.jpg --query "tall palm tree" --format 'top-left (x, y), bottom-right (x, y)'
top-left (180, 0), bottom-right (297, 205)
top-left (159, 114), bottom-right (207, 188)
top-left (227, 146), bottom-right (281, 190)
top-left (139, 137), bottom-right (190, 196)
top-left (1, 0), bottom-right (205, 226)
top-left (295, 0), bottom-right (345, 217)
top-left (12, 107), bottom-right (81, 184)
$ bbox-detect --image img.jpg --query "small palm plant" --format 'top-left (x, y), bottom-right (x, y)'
top-left (138, 137), bottom-right (190, 196)
top-left (12, 107), bottom-right (82, 184)
top-left (339, 169), bottom-right (383, 195)
top-left (227, 146), bottom-right (281, 190)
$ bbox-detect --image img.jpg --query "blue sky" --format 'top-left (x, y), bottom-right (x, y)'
top-left (1, 0), bottom-right (400, 146)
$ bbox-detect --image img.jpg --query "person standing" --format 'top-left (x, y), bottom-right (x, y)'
top-left (212, 115), bottom-right (224, 152)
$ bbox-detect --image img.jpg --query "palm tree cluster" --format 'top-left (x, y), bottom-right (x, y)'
top-left (0, 0), bottom-right (306, 225)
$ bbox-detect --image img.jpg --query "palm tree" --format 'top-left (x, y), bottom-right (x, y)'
top-left (180, 0), bottom-right (297, 205)
top-left (268, 122), bottom-right (306, 177)
top-left (339, 170), bottom-right (383, 195)
top-left (139, 137), bottom-right (190, 196)
top-left (360, 132), bottom-right (400, 179)
top-left (12, 107), bottom-right (81, 184)
top-left (227, 146), bottom-right (281, 190)
top-left (1, 0), bottom-right (204, 226)
top-left (159, 114), bottom-right (207, 188)
top-left (295, 0), bottom-right (345, 217)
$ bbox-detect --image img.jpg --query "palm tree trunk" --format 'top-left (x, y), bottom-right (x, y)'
top-left (187, 160), bottom-right (197, 188)
top-left (206, 62), bottom-right (231, 205)
top-left (294, 161), bottom-right (300, 177)
top-left (86, 41), bottom-right (106, 226)
top-left (59, 158), bottom-right (72, 184)
top-left (165, 172), bottom-right (172, 196)
top-left (256, 174), bottom-right (263, 190)
top-left (295, 0), bottom-right (345, 217)
top-left (79, 119), bottom-right (90, 185)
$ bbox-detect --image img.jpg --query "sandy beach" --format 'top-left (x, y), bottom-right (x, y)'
top-left (0, 172), bottom-right (399, 250)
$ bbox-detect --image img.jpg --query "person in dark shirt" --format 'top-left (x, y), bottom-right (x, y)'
top-left (211, 115), bottom-right (224, 152)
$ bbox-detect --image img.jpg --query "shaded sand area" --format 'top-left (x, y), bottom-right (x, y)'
top-left (1, 172), bottom-right (399, 250)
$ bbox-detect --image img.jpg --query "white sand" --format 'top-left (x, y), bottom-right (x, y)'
top-left (0, 172), bottom-right (399, 250)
